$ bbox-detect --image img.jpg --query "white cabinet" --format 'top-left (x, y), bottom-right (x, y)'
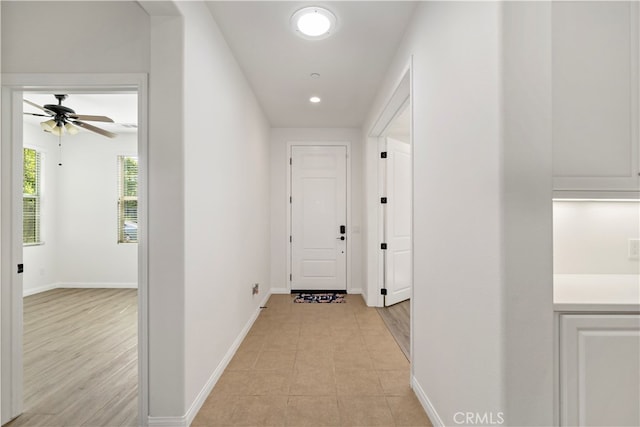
top-left (553, 2), bottom-right (640, 196)
top-left (559, 314), bottom-right (640, 426)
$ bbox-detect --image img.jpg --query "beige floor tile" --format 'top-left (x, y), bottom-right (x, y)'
top-left (193, 294), bottom-right (420, 425)
top-left (366, 338), bottom-right (403, 355)
top-left (331, 327), bottom-right (361, 338)
top-left (298, 334), bottom-right (336, 352)
top-left (295, 350), bottom-right (335, 371)
top-left (377, 369), bottom-right (412, 396)
top-left (333, 351), bottom-right (374, 372)
top-left (300, 321), bottom-right (334, 335)
top-left (332, 334), bottom-right (367, 353)
top-left (337, 396), bottom-right (394, 426)
top-left (369, 349), bottom-right (410, 371)
top-left (227, 350), bottom-right (259, 370)
top-left (254, 351), bottom-right (296, 371)
top-left (335, 370), bottom-right (383, 396)
top-left (191, 393), bottom-right (238, 426)
top-left (290, 368), bottom-right (336, 396)
top-left (387, 394), bottom-right (433, 426)
top-left (212, 370), bottom-right (253, 395)
top-left (238, 334), bottom-right (266, 352)
top-left (263, 332), bottom-right (300, 351)
top-left (229, 395), bottom-right (288, 426)
top-left (285, 396), bottom-right (340, 426)
top-left (248, 370), bottom-right (292, 396)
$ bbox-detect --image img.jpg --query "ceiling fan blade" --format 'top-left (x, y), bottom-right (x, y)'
top-left (72, 120), bottom-right (117, 138)
top-left (23, 112), bottom-right (50, 117)
top-left (68, 114), bottom-right (114, 123)
top-left (23, 99), bottom-right (49, 112)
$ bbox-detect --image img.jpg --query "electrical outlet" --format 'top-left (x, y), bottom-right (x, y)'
top-left (252, 283), bottom-right (259, 295)
top-left (629, 239), bottom-right (640, 260)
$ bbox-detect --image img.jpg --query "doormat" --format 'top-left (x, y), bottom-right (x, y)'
top-left (293, 293), bottom-right (346, 303)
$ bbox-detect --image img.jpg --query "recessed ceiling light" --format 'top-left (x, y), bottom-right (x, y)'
top-left (310, 73), bottom-right (321, 79)
top-left (291, 7), bottom-right (336, 40)
top-left (309, 96), bottom-right (321, 103)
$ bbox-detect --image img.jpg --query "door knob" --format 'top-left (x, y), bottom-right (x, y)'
top-left (337, 236), bottom-right (345, 240)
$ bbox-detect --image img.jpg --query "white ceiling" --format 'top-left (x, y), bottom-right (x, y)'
top-left (205, 1), bottom-right (417, 128)
top-left (22, 93), bottom-right (138, 135)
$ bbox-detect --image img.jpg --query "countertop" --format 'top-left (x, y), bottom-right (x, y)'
top-left (554, 274), bottom-right (640, 312)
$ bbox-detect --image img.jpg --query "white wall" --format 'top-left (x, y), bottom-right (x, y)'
top-left (1, 1), bottom-right (149, 74)
top-left (554, 201), bottom-right (640, 274)
top-left (1, 0), bottom-right (189, 420)
top-left (176, 1), bottom-right (272, 418)
top-left (363, 2), bottom-right (553, 425)
top-left (56, 131), bottom-right (138, 286)
top-left (501, 3), bottom-right (554, 423)
top-left (270, 128), bottom-right (363, 294)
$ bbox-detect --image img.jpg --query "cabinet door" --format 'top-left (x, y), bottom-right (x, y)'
top-left (553, 2), bottom-right (640, 194)
top-left (560, 314), bottom-right (640, 426)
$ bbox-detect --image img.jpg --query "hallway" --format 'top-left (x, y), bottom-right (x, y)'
top-left (193, 294), bottom-right (431, 426)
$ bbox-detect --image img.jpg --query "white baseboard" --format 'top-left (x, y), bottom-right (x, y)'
top-left (146, 416), bottom-right (185, 427)
top-left (23, 282), bottom-right (137, 297)
top-left (412, 375), bottom-right (444, 427)
top-left (348, 288), bottom-right (362, 294)
top-left (270, 287), bottom-right (290, 294)
top-left (175, 291), bottom-right (271, 427)
top-left (58, 282), bottom-right (138, 289)
top-left (23, 283), bottom-right (57, 297)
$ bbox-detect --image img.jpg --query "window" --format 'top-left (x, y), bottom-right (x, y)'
top-left (23, 148), bottom-right (42, 245)
top-left (118, 156), bottom-right (138, 243)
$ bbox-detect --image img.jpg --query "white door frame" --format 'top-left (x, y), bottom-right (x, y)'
top-left (367, 62), bottom-right (412, 308)
top-left (285, 141), bottom-right (351, 293)
top-left (0, 73), bottom-right (149, 426)
top-left (366, 59), bottom-right (413, 352)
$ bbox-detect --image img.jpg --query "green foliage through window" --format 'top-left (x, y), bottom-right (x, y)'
top-left (23, 148), bottom-right (41, 245)
top-left (118, 156), bottom-right (138, 243)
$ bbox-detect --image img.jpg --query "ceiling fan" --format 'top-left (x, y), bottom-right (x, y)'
top-left (23, 94), bottom-right (117, 138)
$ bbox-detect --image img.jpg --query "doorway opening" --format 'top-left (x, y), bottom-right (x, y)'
top-left (1, 75), bottom-right (148, 427)
top-left (377, 102), bottom-right (412, 358)
top-left (366, 65), bottom-right (412, 360)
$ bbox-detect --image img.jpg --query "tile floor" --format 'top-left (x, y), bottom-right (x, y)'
top-left (192, 294), bottom-right (432, 426)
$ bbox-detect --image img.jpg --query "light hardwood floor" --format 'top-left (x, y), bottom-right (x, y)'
top-left (376, 299), bottom-right (410, 359)
top-left (193, 294), bottom-right (431, 426)
top-left (6, 288), bottom-right (138, 427)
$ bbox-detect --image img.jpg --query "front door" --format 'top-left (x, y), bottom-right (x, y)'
top-left (290, 145), bottom-right (347, 291)
top-left (384, 137), bottom-right (412, 306)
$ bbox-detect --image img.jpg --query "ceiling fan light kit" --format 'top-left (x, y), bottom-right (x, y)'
top-left (24, 94), bottom-right (117, 139)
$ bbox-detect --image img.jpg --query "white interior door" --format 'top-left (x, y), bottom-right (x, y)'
top-left (290, 146), bottom-right (347, 291)
top-left (384, 137), bottom-right (411, 306)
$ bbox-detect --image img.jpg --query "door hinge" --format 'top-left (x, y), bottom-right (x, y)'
top-left (289, 196), bottom-right (292, 203)
top-left (17, 264), bottom-right (24, 274)
top-left (290, 157), bottom-right (292, 165)
top-left (380, 151), bottom-right (387, 159)
top-left (381, 243), bottom-right (387, 250)
top-left (380, 197), bottom-right (387, 204)
top-left (380, 288), bottom-right (387, 295)
top-left (289, 235), bottom-right (292, 243)
top-left (289, 273), bottom-right (292, 281)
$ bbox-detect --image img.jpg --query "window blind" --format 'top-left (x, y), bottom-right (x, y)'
top-left (23, 148), bottom-right (42, 245)
top-left (118, 156), bottom-right (138, 243)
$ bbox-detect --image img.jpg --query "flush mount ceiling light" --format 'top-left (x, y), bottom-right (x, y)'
top-left (291, 7), bottom-right (336, 40)
top-left (309, 96), bottom-right (321, 103)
